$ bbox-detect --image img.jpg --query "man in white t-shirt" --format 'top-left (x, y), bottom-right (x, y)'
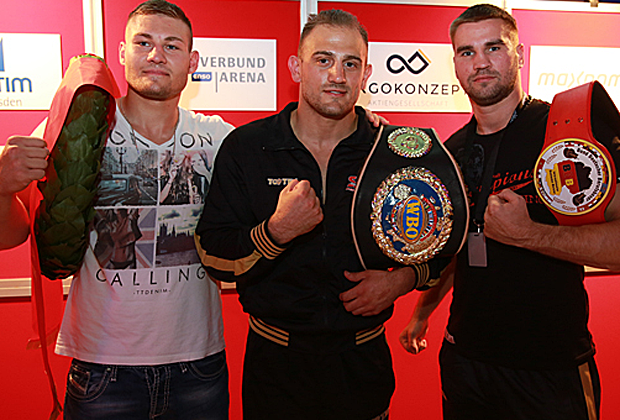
top-left (0, 1), bottom-right (233, 418)
top-left (0, 2), bottom-right (389, 417)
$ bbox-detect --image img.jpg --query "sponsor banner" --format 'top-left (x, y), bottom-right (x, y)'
top-left (180, 38), bottom-right (276, 111)
top-left (529, 46), bottom-right (620, 106)
top-left (0, 33), bottom-right (62, 110)
top-left (360, 42), bottom-right (471, 113)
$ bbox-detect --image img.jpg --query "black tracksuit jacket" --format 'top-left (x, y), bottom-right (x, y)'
top-left (196, 103), bottom-right (433, 341)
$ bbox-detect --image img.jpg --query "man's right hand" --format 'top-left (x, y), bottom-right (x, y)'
top-left (268, 179), bottom-right (323, 245)
top-left (0, 136), bottom-right (48, 249)
top-left (0, 136), bottom-right (48, 196)
top-left (399, 316), bottom-right (429, 355)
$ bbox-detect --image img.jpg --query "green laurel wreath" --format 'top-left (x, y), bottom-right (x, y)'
top-left (35, 84), bottom-right (112, 279)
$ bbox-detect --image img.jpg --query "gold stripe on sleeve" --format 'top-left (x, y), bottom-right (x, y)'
top-left (250, 221), bottom-right (286, 260)
top-left (194, 233), bottom-right (263, 276)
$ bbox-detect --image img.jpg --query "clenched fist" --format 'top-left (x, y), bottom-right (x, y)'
top-left (268, 179), bottom-right (323, 244)
top-left (483, 188), bottom-right (534, 247)
top-left (0, 136), bottom-right (48, 196)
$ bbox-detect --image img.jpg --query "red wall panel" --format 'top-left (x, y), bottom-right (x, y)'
top-left (0, 0), bottom-right (85, 279)
top-left (3, 2), bottom-right (620, 419)
top-left (515, 9), bottom-right (620, 91)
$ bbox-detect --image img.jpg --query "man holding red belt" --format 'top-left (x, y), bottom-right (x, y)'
top-left (400, 4), bottom-right (620, 420)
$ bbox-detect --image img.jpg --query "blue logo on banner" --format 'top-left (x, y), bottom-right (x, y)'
top-left (0, 39), bottom-right (32, 93)
top-left (192, 72), bottom-right (212, 82)
top-left (0, 39), bottom-right (4, 72)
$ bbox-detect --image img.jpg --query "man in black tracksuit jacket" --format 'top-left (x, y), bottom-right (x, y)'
top-left (195, 9), bottom-right (443, 420)
top-left (195, 103), bottom-right (439, 419)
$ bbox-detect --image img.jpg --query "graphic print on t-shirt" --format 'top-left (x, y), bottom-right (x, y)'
top-left (92, 143), bottom-right (207, 291)
top-left (159, 149), bottom-right (212, 205)
top-left (459, 137), bottom-right (539, 206)
top-left (156, 206), bottom-right (201, 267)
top-left (93, 207), bottom-right (156, 269)
top-left (96, 146), bottom-right (158, 207)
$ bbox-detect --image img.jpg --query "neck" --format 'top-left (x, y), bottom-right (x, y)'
top-left (471, 88), bottom-right (524, 135)
top-left (119, 91), bottom-right (180, 145)
top-left (292, 102), bottom-right (358, 148)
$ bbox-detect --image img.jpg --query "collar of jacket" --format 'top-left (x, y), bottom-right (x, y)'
top-left (263, 102), bottom-right (377, 152)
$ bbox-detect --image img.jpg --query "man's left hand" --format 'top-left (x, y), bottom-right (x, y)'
top-left (364, 108), bottom-right (389, 127)
top-left (339, 268), bottom-right (415, 316)
top-left (484, 188), bottom-right (535, 246)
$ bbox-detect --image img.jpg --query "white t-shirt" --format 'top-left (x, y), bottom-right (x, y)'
top-left (55, 106), bottom-right (234, 365)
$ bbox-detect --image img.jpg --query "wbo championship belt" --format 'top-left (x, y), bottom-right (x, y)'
top-left (534, 81), bottom-right (620, 225)
top-left (352, 125), bottom-right (469, 270)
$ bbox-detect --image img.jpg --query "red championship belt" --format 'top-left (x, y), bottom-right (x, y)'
top-left (534, 81), bottom-right (620, 225)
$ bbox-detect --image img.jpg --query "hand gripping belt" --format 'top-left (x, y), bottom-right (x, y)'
top-left (534, 81), bottom-right (620, 225)
top-left (351, 125), bottom-right (469, 270)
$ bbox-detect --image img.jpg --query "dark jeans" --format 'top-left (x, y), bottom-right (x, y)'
top-left (64, 350), bottom-right (229, 420)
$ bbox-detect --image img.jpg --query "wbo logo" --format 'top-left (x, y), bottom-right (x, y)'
top-left (371, 167), bottom-right (453, 265)
top-left (386, 50), bottom-right (430, 75)
top-left (400, 196), bottom-right (426, 242)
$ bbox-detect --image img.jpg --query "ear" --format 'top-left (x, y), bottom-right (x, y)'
top-left (516, 43), bottom-right (525, 69)
top-left (119, 42), bottom-right (126, 66)
top-left (189, 50), bottom-right (199, 74)
top-left (288, 55), bottom-right (301, 83)
top-left (361, 63), bottom-right (373, 90)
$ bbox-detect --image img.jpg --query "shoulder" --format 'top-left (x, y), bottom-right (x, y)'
top-left (524, 97), bottom-right (550, 119)
top-left (445, 120), bottom-right (472, 155)
top-left (231, 113), bottom-right (278, 137)
top-left (213, 113), bottom-right (280, 162)
top-left (353, 106), bottom-right (376, 139)
top-left (446, 124), bottom-right (469, 143)
top-left (226, 102), bottom-right (296, 144)
top-left (179, 108), bottom-right (235, 138)
top-left (512, 97), bottom-right (549, 138)
top-left (529, 97), bottom-right (550, 110)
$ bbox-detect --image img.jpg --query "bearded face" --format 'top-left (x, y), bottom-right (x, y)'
top-left (461, 58), bottom-right (519, 107)
top-left (452, 19), bottom-right (523, 107)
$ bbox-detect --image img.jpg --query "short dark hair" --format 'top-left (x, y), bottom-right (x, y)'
top-left (128, 0), bottom-right (193, 50)
top-left (298, 9), bottom-right (368, 55)
top-left (449, 4), bottom-right (518, 44)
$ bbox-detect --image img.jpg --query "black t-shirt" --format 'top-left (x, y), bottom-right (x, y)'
top-left (445, 99), bottom-right (594, 370)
